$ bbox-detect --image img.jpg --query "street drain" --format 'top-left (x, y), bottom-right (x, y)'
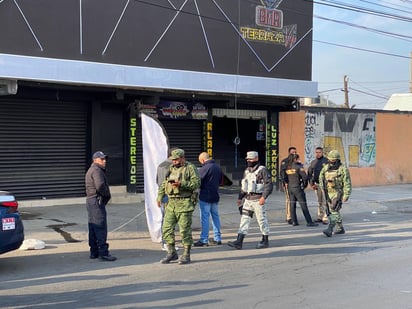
top-left (46, 223), bottom-right (81, 243)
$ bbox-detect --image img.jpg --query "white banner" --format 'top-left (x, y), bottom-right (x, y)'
top-left (141, 113), bottom-right (168, 243)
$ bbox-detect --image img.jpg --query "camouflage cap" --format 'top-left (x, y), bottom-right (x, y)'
top-left (169, 148), bottom-right (185, 160)
top-left (327, 150), bottom-right (341, 160)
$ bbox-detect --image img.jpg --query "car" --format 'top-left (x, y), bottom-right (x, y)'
top-left (0, 191), bottom-right (24, 255)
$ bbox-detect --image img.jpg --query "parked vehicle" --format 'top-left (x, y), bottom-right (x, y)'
top-left (0, 191), bottom-right (24, 255)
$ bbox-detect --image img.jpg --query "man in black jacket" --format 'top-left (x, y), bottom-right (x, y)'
top-left (307, 147), bottom-right (329, 224)
top-left (282, 154), bottom-right (318, 227)
top-left (85, 151), bottom-right (116, 261)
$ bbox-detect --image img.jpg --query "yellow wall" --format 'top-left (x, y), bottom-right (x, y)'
top-left (279, 109), bottom-right (412, 187)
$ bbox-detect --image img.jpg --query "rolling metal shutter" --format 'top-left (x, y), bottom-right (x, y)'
top-left (0, 100), bottom-right (87, 200)
top-left (132, 118), bottom-right (203, 192)
top-left (160, 119), bottom-right (204, 166)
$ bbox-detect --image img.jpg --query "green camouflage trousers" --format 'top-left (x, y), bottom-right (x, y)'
top-left (162, 198), bottom-right (194, 246)
top-left (328, 191), bottom-right (343, 226)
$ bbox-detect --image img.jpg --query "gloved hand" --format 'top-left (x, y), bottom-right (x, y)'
top-left (238, 206), bottom-right (243, 215)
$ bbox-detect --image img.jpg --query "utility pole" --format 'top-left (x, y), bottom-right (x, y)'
top-left (343, 75), bottom-right (349, 108)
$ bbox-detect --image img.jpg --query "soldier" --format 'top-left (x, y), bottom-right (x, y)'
top-left (157, 148), bottom-right (200, 264)
top-left (228, 151), bottom-right (273, 250)
top-left (280, 147), bottom-right (297, 224)
top-left (307, 147), bottom-right (329, 224)
top-left (319, 150), bottom-right (352, 237)
top-left (281, 154), bottom-right (318, 227)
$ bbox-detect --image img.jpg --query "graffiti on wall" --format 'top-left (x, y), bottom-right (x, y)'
top-left (304, 111), bottom-right (376, 167)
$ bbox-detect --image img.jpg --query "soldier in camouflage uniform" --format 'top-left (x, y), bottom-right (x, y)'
top-left (319, 150), bottom-right (352, 237)
top-left (157, 148), bottom-right (200, 264)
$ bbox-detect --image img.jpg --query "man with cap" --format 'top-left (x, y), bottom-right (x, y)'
top-left (85, 151), bottom-right (116, 261)
top-left (228, 151), bottom-right (273, 250)
top-left (157, 148), bottom-right (200, 265)
top-left (319, 150), bottom-right (352, 237)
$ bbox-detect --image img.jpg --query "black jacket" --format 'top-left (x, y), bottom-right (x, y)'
top-left (85, 163), bottom-right (111, 200)
top-left (307, 156), bottom-right (328, 185)
top-left (199, 159), bottom-right (222, 203)
top-left (282, 162), bottom-right (308, 189)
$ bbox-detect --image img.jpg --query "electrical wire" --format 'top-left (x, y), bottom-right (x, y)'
top-left (308, 0), bottom-right (412, 22)
top-left (314, 15), bottom-right (412, 42)
top-left (313, 40), bottom-right (411, 59)
top-left (133, 0), bottom-right (410, 103)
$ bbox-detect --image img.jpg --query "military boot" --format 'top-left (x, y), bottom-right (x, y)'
top-left (228, 233), bottom-right (245, 250)
top-left (256, 235), bottom-right (269, 249)
top-left (160, 244), bottom-right (178, 264)
top-left (335, 223), bottom-right (345, 235)
top-left (178, 245), bottom-right (191, 265)
top-left (323, 224), bottom-right (334, 237)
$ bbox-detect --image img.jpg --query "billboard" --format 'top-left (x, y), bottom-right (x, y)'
top-left (0, 0), bottom-right (316, 97)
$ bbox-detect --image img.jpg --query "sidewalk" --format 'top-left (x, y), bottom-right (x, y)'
top-left (17, 184), bottom-right (412, 246)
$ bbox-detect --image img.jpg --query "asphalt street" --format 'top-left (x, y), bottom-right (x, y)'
top-left (1, 184), bottom-right (412, 308)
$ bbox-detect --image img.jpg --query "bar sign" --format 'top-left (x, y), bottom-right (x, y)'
top-left (256, 6), bottom-right (283, 29)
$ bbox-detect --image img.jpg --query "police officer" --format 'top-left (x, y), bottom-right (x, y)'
top-left (157, 148), bottom-right (200, 265)
top-left (319, 150), bottom-right (352, 237)
top-left (85, 151), bottom-right (116, 261)
top-left (228, 151), bottom-right (273, 250)
top-left (280, 147), bottom-right (297, 224)
top-left (281, 154), bottom-right (318, 227)
top-left (307, 147), bottom-right (329, 224)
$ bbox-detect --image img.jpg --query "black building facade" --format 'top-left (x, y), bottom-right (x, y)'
top-left (0, 0), bottom-right (317, 199)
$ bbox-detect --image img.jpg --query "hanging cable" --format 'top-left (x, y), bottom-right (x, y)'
top-left (233, 0), bottom-right (241, 169)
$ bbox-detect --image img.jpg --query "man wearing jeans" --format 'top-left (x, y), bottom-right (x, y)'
top-left (194, 152), bottom-right (223, 247)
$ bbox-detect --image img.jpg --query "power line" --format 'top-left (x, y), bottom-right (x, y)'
top-left (349, 78), bottom-right (391, 98)
top-left (314, 40), bottom-right (411, 59)
top-left (359, 0), bottom-right (412, 14)
top-left (349, 87), bottom-right (390, 100)
top-left (314, 14), bottom-right (412, 42)
top-left (309, 0), bottom-right (412, 22)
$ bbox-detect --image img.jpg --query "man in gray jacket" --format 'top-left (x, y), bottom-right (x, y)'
top-left (85, 151), bottom-right (116, 261)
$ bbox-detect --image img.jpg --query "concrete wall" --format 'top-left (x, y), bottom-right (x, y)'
top-left (279, 108), bottom-right (412, 187)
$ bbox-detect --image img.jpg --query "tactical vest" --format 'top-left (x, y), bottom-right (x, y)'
top-left (166, 164), bottom-right (192, 197)
top-left (325, 169), bottom-right (342, 191)
top-left (241, 166), bottom-right (265, 194)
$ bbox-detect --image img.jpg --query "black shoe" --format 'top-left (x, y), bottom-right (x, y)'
top-left (335, 227), bottom-right (345, 234)
top-left (322, 221), bottom-right (329, 225)
top-left (100, 255), bottom-right (117, 262)
top-left (306, 222), bottom-right (319, 227)
top-left (90, 254), bottom-right (99, 259)
top-left (292, 222), bottom-right (299, 226)
top-left (178, 255), bottom-right (191, 265)
top-left (287, 219), bottom-right (293, 225)
top-left (193, 240), bottom-right (208, 247)
top-left (209, 239), bottom-right (222, 246)
top-left (160, 252), bottom-right (178, 264)
top-left (315, 219), bottom-right (323, 223)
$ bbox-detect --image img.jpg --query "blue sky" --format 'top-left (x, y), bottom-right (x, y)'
top-left (312, 0), bottom-right (411, 109)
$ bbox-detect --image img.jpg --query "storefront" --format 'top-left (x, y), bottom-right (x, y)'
top-left (0, 0), bottom-right (317, 199)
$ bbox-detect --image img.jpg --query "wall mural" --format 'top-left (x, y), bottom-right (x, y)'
top-left (304, 111), bottom-right (376, 168)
